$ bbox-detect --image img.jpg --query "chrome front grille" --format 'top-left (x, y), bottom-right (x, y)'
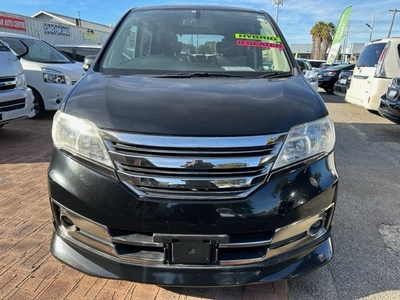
top-left (101, 131), bottom-right (286, 200)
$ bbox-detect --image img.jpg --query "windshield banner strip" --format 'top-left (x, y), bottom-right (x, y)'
top-left (236, 40), bottom-right (284, 49)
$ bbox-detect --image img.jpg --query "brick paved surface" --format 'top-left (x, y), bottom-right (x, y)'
top-left (0, 114), bottom-right (288, 300)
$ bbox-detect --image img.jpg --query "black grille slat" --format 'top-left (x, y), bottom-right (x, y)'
top-left (0, 99), bottom-right (26, 112)
top-left (107, 228), bottom-right (275, 264)
top-left (0, 77), bottom-right (16, 91)
top-left (111, 142), bottom-right (278, 156)
top-left (118, 164), bottom-right (268, 176)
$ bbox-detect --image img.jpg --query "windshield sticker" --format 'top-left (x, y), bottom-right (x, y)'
top-left (221, 66), bottom-right (255, 71)
top-left (235, 33), bottom-right (281, 43)
top-left (236, 40), bottom-right (284, 49)
top-left (234, 33), bottom-right (283, 49)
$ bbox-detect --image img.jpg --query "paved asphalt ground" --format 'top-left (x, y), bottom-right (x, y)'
top-left (289, 90), bottom-right (400, 300)
top-left (1, 88), bottom-right (400, 299)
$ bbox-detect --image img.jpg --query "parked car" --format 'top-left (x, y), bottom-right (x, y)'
top-left (53, 44), bottom-right (102, 62)
top-left (0, 32), bottom-right (85, 118)
top-left (48, 5), bottom-right (338, 287)
top-left (296, 58), bottom-right (318, 91)
top-left (318, 63), bottom-right (355, 93)
top-left (308, 59), bottom-right (326, 72)
top-left (378, 77), bottom-right (400, 124)
top-left (333, 70), bottom-right (353, 97)
top-left (346, 38), bottom-right (400, 111)
top-left (0, 39), bottom-right (34, 128)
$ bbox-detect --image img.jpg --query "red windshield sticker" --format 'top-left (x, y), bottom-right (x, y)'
top-left (236, 40), bottom-right (284, 49)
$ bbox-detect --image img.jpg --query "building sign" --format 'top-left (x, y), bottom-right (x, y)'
top-left (0, 16), bottom-right (26, 31)
top-left (83, 32), bottom-right (101, 43)
top-left (44, 23), bottom-right (70, 35)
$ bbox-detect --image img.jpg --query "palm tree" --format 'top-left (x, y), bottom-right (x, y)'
top-left (310, 22), bottom-right (336, 60)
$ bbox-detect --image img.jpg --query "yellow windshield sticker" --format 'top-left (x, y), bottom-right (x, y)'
top-left (235, 33), bottom-right (281, 43)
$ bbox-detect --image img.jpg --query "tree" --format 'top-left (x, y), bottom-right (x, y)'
top-left (310, 21), bottom-right (336, 60)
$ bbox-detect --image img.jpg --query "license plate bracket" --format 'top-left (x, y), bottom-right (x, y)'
top-left (388, 89), bottom-right (397, 99)
top-left (172, 239), bottom-right (213, 264)
top-left (153, 234), bottom-right (229, 264)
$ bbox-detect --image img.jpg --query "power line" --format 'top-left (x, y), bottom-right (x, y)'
top-left (346, 10), bottom-right (390, 36)
top-left (387, 9), bottom-right (399, 37)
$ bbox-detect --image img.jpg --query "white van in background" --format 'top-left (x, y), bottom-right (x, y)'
top-left (0, 32), bottom-right (85, 118)
top-left (0, 39), bottom-right (34, 128)
top-left (346, 38), bottom-right (400, 111)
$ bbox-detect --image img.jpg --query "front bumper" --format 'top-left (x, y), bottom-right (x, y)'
top-left (51, 231), bottom-right (333, 286)
top-left (333, 83), bottom-right (348, 97)
top-left (379, 96), bottom-right (400, 124)
top-left (318, 78), bottom-right (336, 90)
top-left (48, 148), bottom-right (338, 286)
top-left (39, 83), bottom-right (76, 111)
top-left (0, 88), bottom-right (34, 124)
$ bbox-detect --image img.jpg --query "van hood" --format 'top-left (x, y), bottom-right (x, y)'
top-left (63, 72), bottom-right (327, 136)
top-left (0, 51), bottom-right (23, 77)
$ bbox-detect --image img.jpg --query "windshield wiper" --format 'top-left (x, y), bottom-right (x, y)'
top-left (155, 72), bottom-right (243, 78)
top-left (255, 71), bottom-right (293, 79)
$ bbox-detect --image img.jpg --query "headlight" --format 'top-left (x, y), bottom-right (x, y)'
top-left (308, 76), bottom-right (317, 83)
top-left (323, 71), bottom-right (337, 77)
top-left (52, 111), bottom-right (114, 168)
top-left (43, 68), bottom-right (66, 84)
top-left (272, 116), bottom-right (335, 170)
top-left (15, 73), bottom-right (27, 89)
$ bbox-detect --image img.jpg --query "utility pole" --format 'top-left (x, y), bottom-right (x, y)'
top-left (365, 12), bottom-right (375, 42)
top-left (388, 9), bottom-right (399, 38)
top-left (272, 0), bottom-right (283, 24)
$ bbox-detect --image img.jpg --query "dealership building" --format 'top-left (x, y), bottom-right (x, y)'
top-left (0, 10), bottom-right (112, 45)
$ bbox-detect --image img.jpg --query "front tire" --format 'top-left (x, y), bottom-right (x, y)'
top-left (30, 89), bottom-right (45, 119)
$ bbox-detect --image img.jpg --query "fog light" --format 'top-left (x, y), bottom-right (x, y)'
top-left (60, 214), bottom-right (77, 231)
top-left (308, 219), bottom-right (323, 236)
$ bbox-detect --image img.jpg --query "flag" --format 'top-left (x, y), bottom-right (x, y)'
top-left (327, 6), bottom-right (352, 64)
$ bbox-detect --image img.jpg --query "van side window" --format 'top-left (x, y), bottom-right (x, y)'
top-left (356, 43), bottom-right (386, 67)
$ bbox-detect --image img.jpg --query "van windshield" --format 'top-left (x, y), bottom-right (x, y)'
top-left (100, 8), bottom-right (291, 77)
top-left (1, 37), bottom-right (72, 63)
top-left (356, 42), bottom-right (386, 67)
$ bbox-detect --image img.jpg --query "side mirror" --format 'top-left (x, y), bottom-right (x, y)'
top-left (83, 55), bottom-right (96, 71)
top-left (16, 40), bottom-right (29, 60)
top-left (0, 39), bottom-right (10, 49)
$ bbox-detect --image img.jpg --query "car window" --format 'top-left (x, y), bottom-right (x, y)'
top-left (296, 59), bottom-right (305, 70)
top-left (308, 60), bottom-right (325, 68)
top-left (1, 37), bottom-right (72, 63)
top-left (304, 60), bottom-right (312, 70)
top-left (76, 48), bottom-right (100, 62)
top-left (100, 8), bottom-right (291, 76)
top-left (0, 40), bottom-right (9, 52)
top-left (356, 42), bottom-right (386, 67)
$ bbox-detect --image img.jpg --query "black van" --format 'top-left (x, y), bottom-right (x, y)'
top-left (48, 5), bottom-right (338, 286)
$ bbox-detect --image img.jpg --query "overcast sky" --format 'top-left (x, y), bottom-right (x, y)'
top-left (2, 0), bottom-right (399, 46)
